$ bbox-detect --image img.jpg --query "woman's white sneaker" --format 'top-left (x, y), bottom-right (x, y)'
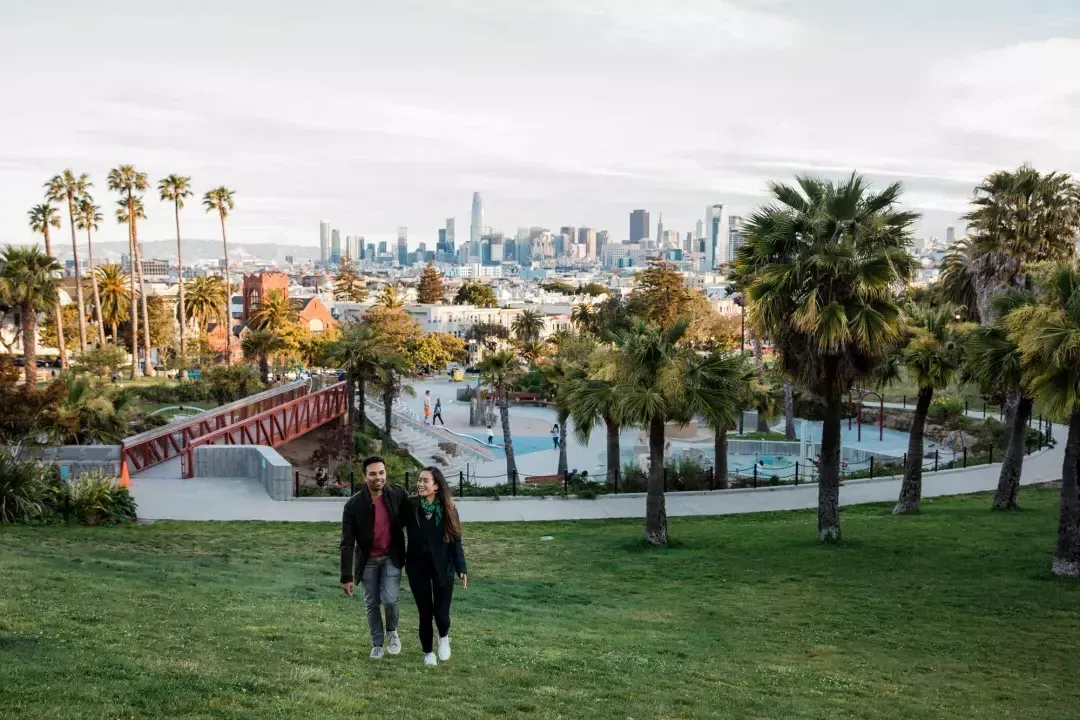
top-left (423, 652), bottom-right (438, 666)
top-left (437, 635), bottom-right (451, 661)
top-left (386, 631), bottom-right (401, 655)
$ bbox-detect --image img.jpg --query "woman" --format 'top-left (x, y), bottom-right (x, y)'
top-left (406, 466), bottom-right (468, 666)
top-left (432, 398), bottom-right (444, 426)
top-left (551, 423), bottom-right (560, 450)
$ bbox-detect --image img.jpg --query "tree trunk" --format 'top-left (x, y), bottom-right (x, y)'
top-left (41, 226), bottom-right (67, 369)
top-left (1051, 411), bottom-right (1080, 578)
top-left (111, 322), bottom-right (118, 345)
top-left (645, 414), bottom-right (668, 546)
top-left (127, 216), bottom-right (139, 380)
top-left (383, 390), bottom-right (394, 444)
top-left (21, 301), bottom-right (36, 386)
top-left (220, 212), bottom-right (232, 366)
top-left (346, 376), bottom-right (357, 424)
top-left (259, 355), bottom-right (270, 385)
top-left (175, 202), bottom-right (186, 359)
top-left (357, 376), bottom-right (367, 427)
top-left (557, 422), bottom-right (568, 477)
top-left (756, 406), bottom-right (771, 433)
top-left (604, 414), bottom-right (620, 486)
top-left (818, 389), bottom-right (843, 543)
top-left (993, 395), bottom-right (1032, 510)
top-left (86, 228), bottom-right (105, 345)
top-left (714, 425), bottom-right (729, 489)
top-left (67, 196), bottom-right (88, 354)
top-left (784, 380), bottom-right (795, 440)
top-left (131, 213), bottom-right (154, 377)
top-left (895, 386), bottom-right (933, 514)
top-left (500, 389), bottom-right (518, 484)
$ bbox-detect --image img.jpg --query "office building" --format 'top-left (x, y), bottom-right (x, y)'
top-left (367, 243), bottom-right (376, 261)
top-left (446, 217), bottom-right (456, 250)
top-left (946, 226), bottom-right (955, 245)
top-left (705, 204), bottom-right (723, 271)
top-left (397, 226), bottom-right (409, 267)
top-left (630, 209), bottom-right (650, 243)
top-left (470, 192), bottom-right (483, 259)
top-left (319, 220), bottom-right (330, 263)
top-left (559, 226), bottom-right (576, 254)
top-left (656, 214), bottom-right (664, 245)
top-left (378, 240), bottom-right (388, 255)
top-left (331, 229), bottom-right (341, 263)
top-left (578, 227), bottom-right (597, 260)
top-left (596, 230), bottom-right (610, 254)
top-left (727, 215), bottom-right (747, 266)
top-left (695, 219), bottom-right (704, 242)
top-left (355, 235), bottom-right (365, 260)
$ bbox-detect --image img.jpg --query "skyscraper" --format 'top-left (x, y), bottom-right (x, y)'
top-left (727, 215), bottom-right (746, 266)
top-left (445, 218), bottom-right (456, 252)
top-left (397, 226), bottom-right (409, 267)
top-left (578, 227), bottom-right (597, 260)
top-left (331, 229), bottom-right (341, 263)
top-left (352, 235), bottom-right (364, 261)
top-left (705, 204), bottom-right (723, 271)
top-left (946, 226), bottom-right (955, 245)
top-left (630, 209), bottom-right (650, 243)
top-left (656, 213), bottom-right (664, 245)
top-left (319, 221), bottom-right (330, 263)
top-left (470, 192), bottom-right (483, 259)
top-left (596, 230), bottom-right (610, 255)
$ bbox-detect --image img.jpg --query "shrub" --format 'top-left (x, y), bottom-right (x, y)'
top-left (74, 346), bottom-right (129, 378)
top-left (130, 380), bottom-right (212, 404)
top-left (49, 471), bottom-right (138, 526)
top-left (929, 394), bottom-right (965, 420)
top-left (0, 453), bottom-right (50, 523)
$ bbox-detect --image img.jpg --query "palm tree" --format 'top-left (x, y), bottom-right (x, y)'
top-left (783, 380), bottom-right (796, 440)
top-left (512, 308), bottom-right (546, 342)
top-left (242, 329), bottom-right (286, 385)
top-left (732, 173), bottom-right (918, 543)
top-left (0, 246), bottom-right (62, 385)
top-left (46, 170), bottom-right (92, 353)
top-left (27, 203), bottom-right (66, 368)
top-left (571, 302), bottom-right (598, 334)
top-left (203, 186), bottom-right (236, 364)
top-left (95, 264), bottom-right (130, 344)
top-left (325, 325), bottom-right (391, 426)
top-left (602, 317), bottom-right (696, 546)
top-left (184, 276), bottom-right (228, 335)
top-left (517, 339), bottom-right (548, 366)
top-left (75, 197), bottom-right (106, 346)
top-left (539, 357), bottom-right (574, 477)
top-left (892, 304), bottom-right (966, 514)
top-left (565, 344), bottom-right (623, 486)
top-left (249, 289), bottom-right (297, 333)
top-left (1002, 265), bottom-right (1080, 577)
top-left (682, 350), bottom-right (749, 489)
top-left (376, 284), bottom-right (405, 309)
top-left (478, 350), bottom-right (525, 484)
top-left (371, 352), bottom-right (414, 445)
top-left (108, 165), bottom-right (153, 378)
top-left (158, 174), bottom-right (193, 358)
top-left (53, 374), bottom-right (140, 445)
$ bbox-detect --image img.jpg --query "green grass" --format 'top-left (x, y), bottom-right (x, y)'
top-left (2, 490), bottom-right (1079, 719)
top-left (736, 430), bottom-right (790, 441)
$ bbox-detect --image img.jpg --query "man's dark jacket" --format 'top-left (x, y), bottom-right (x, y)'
top-left (339, 484), bottom-right (408, 584)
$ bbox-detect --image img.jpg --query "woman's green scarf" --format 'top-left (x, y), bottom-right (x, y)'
top-left (419, 495), bottom-right (442, 525)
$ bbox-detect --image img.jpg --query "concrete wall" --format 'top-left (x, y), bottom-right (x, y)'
top-left (40, 445), bottom-right (122, 480)
top-left (193, 446), bottom-right (294, 501)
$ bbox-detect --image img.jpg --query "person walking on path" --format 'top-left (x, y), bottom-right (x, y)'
top-left (340, 456), bottom-right (409, 660)
top-left (423, 390), bottom-right (432, 425)
top-left (432, 398), bottom-right (444, 426)
top-left (405, 467), bottom-right (467, 666)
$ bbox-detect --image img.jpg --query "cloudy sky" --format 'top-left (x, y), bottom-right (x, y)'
top-left (2, 0), bottom-right (1078, 251)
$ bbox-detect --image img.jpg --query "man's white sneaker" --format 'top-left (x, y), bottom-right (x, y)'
top-left (386, 631), bottom-right (401, 655)
top-left (370, 646), bottom-right (384, 660)
top-left (423, 652), bottom-right (438, 666)
top-left (437, 635), bottom-right (451, 661)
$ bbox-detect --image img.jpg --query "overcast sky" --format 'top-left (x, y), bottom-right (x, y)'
top-left (2, 0), bottom-right (1078, 251)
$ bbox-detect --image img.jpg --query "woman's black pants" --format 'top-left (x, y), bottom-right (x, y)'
top-left (408, 558), bottom-right (454, 653)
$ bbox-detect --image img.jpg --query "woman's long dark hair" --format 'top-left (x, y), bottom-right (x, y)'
top-left (420, 466), bottom-right (461, 541)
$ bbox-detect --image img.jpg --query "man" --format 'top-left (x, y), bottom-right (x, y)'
top-left (340, 456), bottom-right (408, 659)
top-left (423, 390), bottom-right (432, 424)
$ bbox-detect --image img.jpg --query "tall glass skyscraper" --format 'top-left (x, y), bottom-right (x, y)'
top-left (470, 192), bottom-right (483, 259)
top-left (319, 220), bottom-right (330, 263)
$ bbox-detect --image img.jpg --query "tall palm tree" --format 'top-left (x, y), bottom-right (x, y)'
top-left (539, 357), bottom-right (573, 477)
top-left (108, 165), bottom-right (153, 378)
top-left (376, 284), bottom-right (405, 309)
top-left (601, 317), bottom-right (696, 546)
top-left (242, 329), bottom-right (286, 385)
top-left (203, 186), bottom-right (236, 364)
top-left (325, 325), bottom-right (391, 426)
top-left (1002, 264), bottom-right (1080, 577)
top-left (248, 289), bottom-right (297, 334)
top-left (158, 174), bottom-right (193, 357)
top-left (183, 276), bottom-right (227, 335)
top-left (891, 304), bottom-right (966, 514)
top-left (732, 172), bottom-right (918, 543)
top-left (571, 302), bottom-right (598, 334)
top-left (565, 344), bottom-right (623, 486)
top-left (27, 203), bottom-right (66, 368)
top-left (371, 352), bottom-right (414, 445)
top-left (0, 246), bottom-right (62, 385)
top-left (75, 197), bottom-right (106, 345)
top-left (478, 350), bottom-right (525, 484)
top-left (95, 264), bottom-right (130, 344)
top-left (682, 350), bottom-right (749, 489)
top-left (512, 308), bottom-right (546, 342)
top-left (46, 170), bottom-right (92, 353)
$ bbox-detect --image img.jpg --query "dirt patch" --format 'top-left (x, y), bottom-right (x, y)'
top-left (277, 423), bottom-right (340, 475)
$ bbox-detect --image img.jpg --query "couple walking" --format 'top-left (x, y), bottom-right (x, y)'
top-left (340, 457), bottom-right (467, 666)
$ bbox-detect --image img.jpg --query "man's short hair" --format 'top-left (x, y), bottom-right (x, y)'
top-left (362, 456), bottom-right (386, 474)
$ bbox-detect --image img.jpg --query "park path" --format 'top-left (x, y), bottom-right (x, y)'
top-left (131, 415), bottom-right (1065, 522)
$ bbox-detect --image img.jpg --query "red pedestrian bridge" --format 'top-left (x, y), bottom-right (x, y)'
top-left (121, 379), bottom-right (348, 478)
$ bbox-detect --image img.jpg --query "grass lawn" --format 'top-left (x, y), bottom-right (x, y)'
top-left (2, 490), bottom-right (1079, 719)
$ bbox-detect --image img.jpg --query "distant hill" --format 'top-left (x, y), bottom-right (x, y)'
top-left (46, 238), bottom-right (320, 265)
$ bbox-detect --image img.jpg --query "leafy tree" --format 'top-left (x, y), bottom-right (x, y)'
top-left (478, 350), bottom-right (525, 482)
top-left (46, 170), bottom-right (92, 353)
top-left (577, 282), bottom-right (608, 297)
top-left (512, 308), bottom-right (546, 342)
top-left (108, 165), bottom-right (152, 378)
top-left (453, 281), bottom-right (498, 307)
top-left (147, 296), bottom-right (176, 351)
top-left (0, 357), bottom-right (66, 445)
top-left (416, 263), bottom-right (446, 304)
top-left (465, 322), bottom-right (510, 352)
top-left (627, 260), bottom-right (689, 329)
top-left (203, 186), bottom-right (236, 364)
top-left (732, 172), bottom-right (918, 543)
top-left (158, 174), bottom-right (193, 356)
top-left (333, 258), bottom-right (368, 303)
top-left (74, 345), bottom-right (128, 378)
top-left (95, 263), bottom-right (130, 344)
top-left (39, 303), bottom-right (81, 354)
top-left (204, 364), bottom-right (263, 405)
top-left (540, 280), bottom-right (576, 295)
top-left (407, 332), bottom-right (465, 372)
top-left (363, 306), bottom-right (423, 353)
top-left (0, 246), bottom-right (62, 385)
top-left (242, 329), bottom-right (286, 385)
top-left (27, 202), bottom-right (66, 367)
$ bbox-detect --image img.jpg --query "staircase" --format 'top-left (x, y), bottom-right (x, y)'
top-left (363, 398), bottom-right (493, 483)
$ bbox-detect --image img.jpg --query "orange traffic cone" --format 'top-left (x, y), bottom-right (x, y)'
top-left (119, 458), bottom-right (131, 488)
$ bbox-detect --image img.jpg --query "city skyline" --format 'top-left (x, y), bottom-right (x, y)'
top-left (2, 2), bottom-right (1078, 250)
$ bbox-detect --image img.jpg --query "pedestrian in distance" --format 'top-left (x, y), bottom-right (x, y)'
top-left (423, 390), bottom-right (432, 425)
top-left (551, 423), bottom-right (560, 450)
top-left (432, 398), bottom-right (444, 426)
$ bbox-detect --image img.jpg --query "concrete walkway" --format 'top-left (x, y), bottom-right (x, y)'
top-left (131, 422), bottom-right (1065, 523)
